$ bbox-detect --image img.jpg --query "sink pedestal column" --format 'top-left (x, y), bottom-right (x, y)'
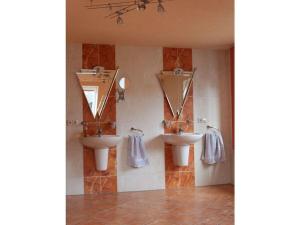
top-left (172, 145), bottom-right (190, 166)
top-left (94, 148), bottom-right (109, 171)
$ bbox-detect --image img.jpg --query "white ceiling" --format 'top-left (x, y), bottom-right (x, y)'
top-left (67, 0), bottom-right (234, 48)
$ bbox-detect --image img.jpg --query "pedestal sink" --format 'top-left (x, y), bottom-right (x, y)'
top-left (80, 135), bottom-right (121, 171)
top-left (161, 133), bottom-right (203, 166)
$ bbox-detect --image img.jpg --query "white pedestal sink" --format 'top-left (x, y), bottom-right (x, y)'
top-left (161, 133), bottom-right (203, 166)
top-left (80, 135), bottom-right (121, 171)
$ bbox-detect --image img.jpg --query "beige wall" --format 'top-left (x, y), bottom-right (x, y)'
top-left (116, 46), bottom-right (165, 192)
top-left (193, 49), bottom-right (234, 186)
top-left (66, 43), bottom-right (84, 195)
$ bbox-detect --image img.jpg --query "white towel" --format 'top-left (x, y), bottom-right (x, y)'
top-left (127, 135), bottom-right (149, 168)
top-left (201, 128), bottom-right (226, 164)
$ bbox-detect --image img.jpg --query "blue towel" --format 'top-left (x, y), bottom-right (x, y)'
top-left (127, 135), bottom-right (149, 168)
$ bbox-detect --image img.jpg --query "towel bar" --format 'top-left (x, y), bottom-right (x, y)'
top-left (130, 127), bottom-right (144, 136)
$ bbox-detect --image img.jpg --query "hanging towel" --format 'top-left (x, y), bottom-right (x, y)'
top-left (127, 135), bottom-right (149, 168)
top-left (201, 128), bottom-right (226, 165)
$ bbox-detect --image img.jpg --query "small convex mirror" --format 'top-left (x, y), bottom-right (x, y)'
top-left (117, 76), bottom-right (130, 102)
top-left (118, 77), bottom-right (130, 90)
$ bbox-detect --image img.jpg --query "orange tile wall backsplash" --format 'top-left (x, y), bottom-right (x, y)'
top-left (163, 47), bottom-right (195, 188)
top-left (82, 44), bottom-right (117, 194)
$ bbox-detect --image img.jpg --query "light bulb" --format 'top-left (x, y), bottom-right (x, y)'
top-left (117, 16), bottom-right (124, 24)
top-left (157, 3), bottom-right (165, 13)
top-left (137, 3), bottom-right (146, 11)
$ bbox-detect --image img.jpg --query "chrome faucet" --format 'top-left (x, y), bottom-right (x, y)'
top-left (97, 127), bottom-right (103, 136)
top-left (178, 127), bottom-right (184, 135)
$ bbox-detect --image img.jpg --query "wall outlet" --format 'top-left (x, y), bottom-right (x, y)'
top-left (66, 120), bottom-right (80, 126)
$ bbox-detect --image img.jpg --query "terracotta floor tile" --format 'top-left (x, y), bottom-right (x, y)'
top-left (67, 185), bottom-right (234, 225)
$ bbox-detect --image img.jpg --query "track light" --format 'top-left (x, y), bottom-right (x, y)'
top-left (117, 15), bottom-right (124, 24)
top-left (86, 0), bottom-right (174, 23)
top-left (157, 0), bottom-right (165, 13)
top-left (137, 3), bottom-right (146, 11)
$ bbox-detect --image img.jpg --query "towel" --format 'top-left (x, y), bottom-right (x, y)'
top-left (201, 128), bottom-right (226, 164)
top-left (127, 135), bottom-right (149, 168)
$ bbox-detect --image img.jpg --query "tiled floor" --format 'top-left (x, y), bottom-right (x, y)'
top-left (66, 184), bottom-right (234, 225)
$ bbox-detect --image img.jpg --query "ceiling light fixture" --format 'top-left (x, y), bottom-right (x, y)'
top-left (137, 2), bottom-right (146, 11)
top-left (85, 0), bottom-right (173, 24)
top-left (116, 15), bottom-right (124, 24)
top-left (157, 0), bottom-right (165, 13)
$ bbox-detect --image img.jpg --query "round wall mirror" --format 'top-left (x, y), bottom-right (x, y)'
top-left (118, 77), bottom-right (130, 90)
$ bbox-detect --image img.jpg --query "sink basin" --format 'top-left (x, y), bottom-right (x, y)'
top-left (162, 133), bottom-right (203, 146)
top-left (80, 135), bottom-right (121, 171)
top-left (81, 135), bottom-right (122, 149)
top-left (161, 133), bottom-right (203, 166)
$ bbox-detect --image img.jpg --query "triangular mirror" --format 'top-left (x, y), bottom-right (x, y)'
top-left (76, 67), bottom-right (119, 119)
top-left (157, 68), bottom-right (196, 118)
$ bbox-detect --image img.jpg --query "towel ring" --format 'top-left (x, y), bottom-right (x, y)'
top-left (130, 127), bottom-right (144, 136)
top-left (207, 125), bottom-right (220, 131)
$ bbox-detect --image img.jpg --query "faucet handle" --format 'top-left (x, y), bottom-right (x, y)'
top-left (97, 127), bottom-right (103, 136)
top-left (178, 127), bottom-right (184, 135)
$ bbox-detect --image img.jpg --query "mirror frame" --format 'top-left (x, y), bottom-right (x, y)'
top-left (157, 67), bottom-right (196, 118)
top-left (98, 68), bottom-right (119, 119)
top-left (76, 67), bottom-right (119, 119)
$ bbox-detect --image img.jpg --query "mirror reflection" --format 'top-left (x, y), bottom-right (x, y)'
top-left (157, 68), bottom-right (196, 117)
top-left (76, 68), bottom-right (119, 118)
top-left (118, 77), bottom-right (130, 90)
